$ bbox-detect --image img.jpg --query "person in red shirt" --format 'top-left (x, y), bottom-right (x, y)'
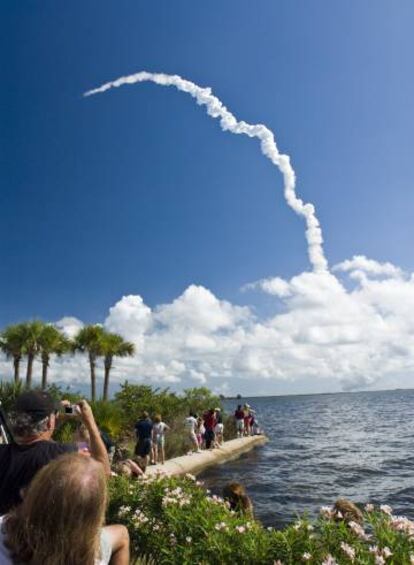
top-left (234, 405), bottom-right (245, 438)
top-left (203, 409), bottom-right (216, 449)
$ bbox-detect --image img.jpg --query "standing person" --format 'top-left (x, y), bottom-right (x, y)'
top-left (152, 414), bottom-right (170, 465)
top-left (214, 408), bottom-right (224, 446)
top-left (185, 412), bottom-right (200, 453)
top-left (234, 404), bottom-right (245, 438)
top-left (0, 453), bottom-right (129, 565)
top-left (203, 409), bottom-right (216, 450)
top-left (243, 404), bottom-right (255, 436)
top-left (0, 391), bottom-right (110, 515)
top-left (195, 416), bottom-right (205, 450)
top-left (134, 411), bottom-right (153, 468)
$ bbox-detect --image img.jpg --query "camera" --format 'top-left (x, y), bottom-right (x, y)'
top-left (64, 405), bottom-right (78, 415)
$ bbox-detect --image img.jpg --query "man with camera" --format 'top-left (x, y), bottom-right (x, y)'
top-left (0, 390), bottom-right (110, 514)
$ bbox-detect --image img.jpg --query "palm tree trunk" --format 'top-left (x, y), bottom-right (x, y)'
top-left (103, 356), bottom-right (112, 401)
top-left (13, 356), bottom-right (20, 383)
top-left (41, 353), bottom-right (49, 390)
top-left (89, 352), bottom-right (96, 402)
top-left (26, 353), bottom-right (34, 388)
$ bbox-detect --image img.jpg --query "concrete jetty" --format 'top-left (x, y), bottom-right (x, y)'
top-left (146, 435), bottom-right (267, 477)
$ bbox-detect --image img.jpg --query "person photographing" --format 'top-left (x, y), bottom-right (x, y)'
top-left (0, 390), bottom-right (110, 514)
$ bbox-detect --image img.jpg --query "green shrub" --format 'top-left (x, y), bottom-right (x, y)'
top-left (107, 476), bottom-right (414, 564)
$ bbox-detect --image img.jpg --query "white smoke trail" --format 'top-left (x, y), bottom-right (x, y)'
top-left (85, 72), bottom-right (328, 272)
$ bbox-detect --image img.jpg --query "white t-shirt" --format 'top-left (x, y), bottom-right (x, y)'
top-left (153, 422), bottom-right (168, 438)
top-left (185, 416), bottom-right (197, 433)
top-left (0, 516), bottom-right (111, 565)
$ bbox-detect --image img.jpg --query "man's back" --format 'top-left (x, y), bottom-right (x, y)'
top-left (0, 440), bottom-right (76, 514)
top-left (135, 418), bottom-right (153, 440)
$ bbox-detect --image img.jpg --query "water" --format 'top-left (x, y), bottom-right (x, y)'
top-left (200, 389), bottom-right (414, 528)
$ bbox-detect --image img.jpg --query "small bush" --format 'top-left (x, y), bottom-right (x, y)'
top-left (108, 476), bottom-right (414, 565)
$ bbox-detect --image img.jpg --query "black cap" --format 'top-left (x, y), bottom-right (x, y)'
top-left (13, 391), bottom-right (59, 422)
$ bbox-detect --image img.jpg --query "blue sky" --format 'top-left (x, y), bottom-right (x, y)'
top-left (1, 2), bottom-right (414, 395)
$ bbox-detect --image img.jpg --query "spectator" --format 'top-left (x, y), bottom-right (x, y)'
top-left (234, 404), bottom-right (245, 438)
top-left (185, 412), bottom-right (200, 453)
top-left (243, 404), bottom-right (255, 436)
top-left (152, 414), bottom-right (170, 465)
top-left (0, 391), bottom-right (110, 514)
top-left (223, 482), bottom-right (254, 518)
top-left (0, 453), bottom-right (129, 564)
top-left (195, 416), bottom-right (205, 450)
top-left (134, 411), bottom-right (153, 467)
top-left (214, 408), bottom-right (224, 446)
top-left (203, 409), bottom-right (216, 450)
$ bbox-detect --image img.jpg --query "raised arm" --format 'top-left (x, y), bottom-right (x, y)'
top-left (78, 400), bottom-right (111, 476)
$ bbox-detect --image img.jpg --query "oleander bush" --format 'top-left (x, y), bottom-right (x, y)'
top-left (108, 474), bottom-right (414, 565)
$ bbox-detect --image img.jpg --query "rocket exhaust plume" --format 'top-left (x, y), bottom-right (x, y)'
top-left (85, 72), bottom-right (328, 272)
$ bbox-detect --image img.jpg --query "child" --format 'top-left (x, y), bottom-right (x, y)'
top-left (195, 416), bottom-right (205, 450)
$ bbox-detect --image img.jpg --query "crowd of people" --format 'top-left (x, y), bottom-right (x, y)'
top-left (133, 403), bottom-right (260, 469)
top-left (0, 392), bottom-right (261, 563)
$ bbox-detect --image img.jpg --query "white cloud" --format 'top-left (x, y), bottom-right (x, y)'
top-left (55, 316), bottom-right (84, 338)
top-left (333, 255), bottom-right (404, 280)
top-left (2, 258), bottom-right (414, 394)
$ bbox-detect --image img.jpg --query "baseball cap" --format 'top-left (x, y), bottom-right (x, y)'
top-left (13, 391), bottom-right (60, 421)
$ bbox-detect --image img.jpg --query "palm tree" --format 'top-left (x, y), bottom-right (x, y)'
top-left (38, 325), bottom-right (72, 389)
top-left (101, 332), bottom-right (135, 401)
top-left (21, 320), bottom-right (44, 388)
top-left (0, 324), bottom-right (27, 383)
top-left (73, 325), bottom-right (105, 401)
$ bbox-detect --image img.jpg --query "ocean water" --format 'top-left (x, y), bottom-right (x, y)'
top-left (200, 389), bottom-right (414, 527)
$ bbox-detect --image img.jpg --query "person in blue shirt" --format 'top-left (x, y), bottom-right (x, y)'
top-left (134, 411), bottom-right (153, 468)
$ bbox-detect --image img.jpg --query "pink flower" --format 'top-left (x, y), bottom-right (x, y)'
top-left (340, 542), bottom-right (355, 562)
top-left (382, 547), bottom-right (392, 558)
top-left (322, 555), bottom-right (338, 565)
top-left (379, 504), bottom-right (393, 516)
top-left (348, 521), bottom-right (370, 540)
top-left (365, 503), bottom-right (374, 512)
top-left (235, 525), bottom-right (246, 533)
top-left (320, 506), bottom-right (334, 519)
top-left (302, 553), bottom-right (311, 561)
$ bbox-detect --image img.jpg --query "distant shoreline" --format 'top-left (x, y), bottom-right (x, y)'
top-left (222, 387), bottom-right (414, 401)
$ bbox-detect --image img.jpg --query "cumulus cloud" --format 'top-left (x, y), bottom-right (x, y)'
top-left (333, 255), bottom-right (404, 282)
top-left (8, 255), bottom-right (414, 393)
top-left (1, 260), bottom-right (414, 393)
top-left (55, 316), bottom-right (84, 338)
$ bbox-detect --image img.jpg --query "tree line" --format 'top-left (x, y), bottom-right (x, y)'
top-left (0, 321), bottom-right (134, 401)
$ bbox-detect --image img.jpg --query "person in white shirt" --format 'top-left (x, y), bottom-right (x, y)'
top-left (184, 412), bottom-right (201, 453)
top-left (151, 414), bottom-right (170, 465)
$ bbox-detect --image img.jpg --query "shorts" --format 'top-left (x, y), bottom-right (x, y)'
top-left (236, 419), bottom-right (245, 431)
top-left (215, 423), bottom-right (224, 434)
top-left (189, 431), bottom-right (197, 443)
top-left (155, 435), bottom-right (165, 447)
top-left (135, 438), bottom-right (152, 457)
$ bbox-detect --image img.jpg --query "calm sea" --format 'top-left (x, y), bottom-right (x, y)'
top-left (200, 389), bottom-right (414, 527)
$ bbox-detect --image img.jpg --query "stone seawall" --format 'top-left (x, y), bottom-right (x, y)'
top-left (146, 435), bottom-right (267, 477)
